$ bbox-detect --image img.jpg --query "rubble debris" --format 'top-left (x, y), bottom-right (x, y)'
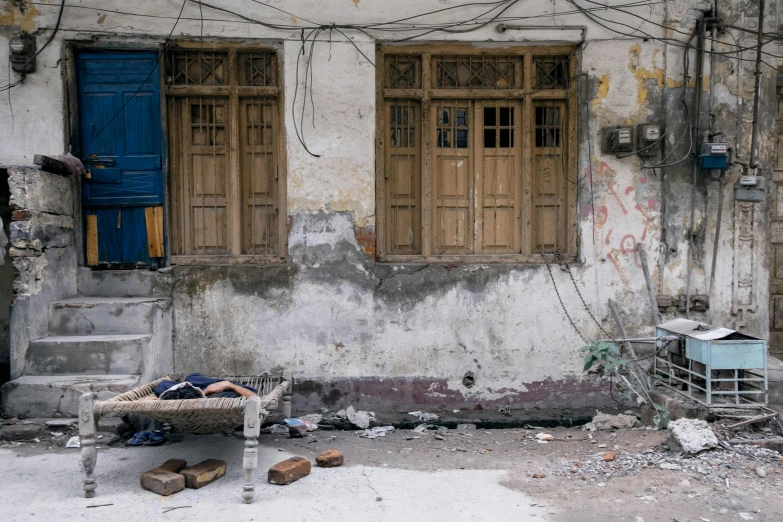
top-left (267, 424), bottom-right (289, 435)
top-left (268, 456), bottom-right (311, 485)
top-left (603, 451), bottom-right (617, 462)
top-left (755, 466), bottom-right (766, 478)
top-left (413, 424), bottom-right (430, 434)
top-left (284, 418), bottom-right (317, 438)
top-left (315, 449), bottom-right (344, 468)
top-left (180, 459), bottom-right (227, 489)
top-left (584, 412), bottom-right (640, 431)
top-left (535, 433), bottom-right (555, 443)
top-left (300, 414), bottom-right (323, 425)
top-left (737, 514), bottom-right (753, 521)
top-left (457, 424), bottom-right (477, 430)
top-left (408, 411), bottom-right (439, 422)
top-left (357, 426), bottom-right (395, 439)
top-left (668, 418), bottom-right (718, 454)
top-left (659, 462), bottom-right (682, 470)
top-left (340, 406), bottom-right (375, 429)
top-left (66, 436), bottom-right (80, 448)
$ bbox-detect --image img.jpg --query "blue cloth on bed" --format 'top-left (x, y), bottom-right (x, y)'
top-left (153, 373), bottom-right (257, 398)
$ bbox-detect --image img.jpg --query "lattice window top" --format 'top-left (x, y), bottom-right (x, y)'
top-left (435, 56), bottom-right (520, 89)
top-left (386, 55), bottom-right (421, 89)
top-left (534, 56), bottom-right (569, 90)
top-left (240, 52), bottom-right (277, 87)
top-left (172, 51), bottom-right (228, 86)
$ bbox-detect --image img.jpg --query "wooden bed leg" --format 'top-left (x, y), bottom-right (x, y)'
top-left (243, 396), bottom-right (261, 504)
top-left (78, 393), bottom-right (98, 498)
top-left (282, 368), bottom-right (293, 418)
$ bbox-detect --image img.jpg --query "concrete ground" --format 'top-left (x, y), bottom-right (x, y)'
top-left (2, 432), bottom-right (540, 522)
top-left (3, 425), bottom-right (783, 522)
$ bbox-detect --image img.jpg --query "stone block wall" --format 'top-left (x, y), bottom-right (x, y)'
top-left (7, 166), bottom-right (77, 379)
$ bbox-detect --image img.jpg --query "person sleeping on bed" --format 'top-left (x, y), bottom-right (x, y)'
top-left (154, 373), bottom-right (258, 400)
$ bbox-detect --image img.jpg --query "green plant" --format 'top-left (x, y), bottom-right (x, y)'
top-left (580, 341), bottom-right (670, 428)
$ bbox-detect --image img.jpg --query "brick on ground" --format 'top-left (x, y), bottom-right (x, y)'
top-left (315, 449), bottom-right (344, 468)
top-left (180, 459), bottom-right (227, 489)
top-left (268, 456), bottom-right (311, 485)
top-left (140, 459), bottom-right (188, 496)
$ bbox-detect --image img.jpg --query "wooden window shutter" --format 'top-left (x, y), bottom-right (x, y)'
top-left (384, 99), bottom-right (422, 255)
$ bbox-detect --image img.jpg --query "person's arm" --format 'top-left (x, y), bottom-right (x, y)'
top-left (203, 380), bottom-right (257, 397)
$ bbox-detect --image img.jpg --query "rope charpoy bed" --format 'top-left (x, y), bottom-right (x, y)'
top-left (78, 369), bottom-right (292, 503)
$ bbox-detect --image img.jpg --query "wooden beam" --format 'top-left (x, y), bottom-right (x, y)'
top-left (609, 298), bottom-right (648, 392)
top-left (637, 243), bottom-right (663, 325)
top-left (33, 154), bottom-right (74, 177)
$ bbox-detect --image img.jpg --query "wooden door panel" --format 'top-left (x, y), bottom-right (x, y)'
top-left (433, 103), bottom-right (472, 254)
top-left (532, 100), bottom-right (567, 253)
top-left (477, 101), bottom-right (522, 254)
top-left (385, 101), bottom-right (421, 255)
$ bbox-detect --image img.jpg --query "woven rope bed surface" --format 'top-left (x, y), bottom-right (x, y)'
top-left (94, 373), bottom-right (286, 435)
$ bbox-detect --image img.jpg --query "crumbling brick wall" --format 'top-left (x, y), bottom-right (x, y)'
top-left (6, 166), bottom-right (77, 379)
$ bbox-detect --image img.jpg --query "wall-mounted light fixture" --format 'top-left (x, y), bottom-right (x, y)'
top-left (9, 32), bottom-right (36, 74)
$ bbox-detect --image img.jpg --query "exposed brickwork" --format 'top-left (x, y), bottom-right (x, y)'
top-left (353, 225), bottom-right (376, 257)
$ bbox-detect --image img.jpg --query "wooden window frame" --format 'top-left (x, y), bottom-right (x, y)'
top-left (376, 44), bottom-right (578, 264)
top-left (166, 42), bottom-right (287, 265)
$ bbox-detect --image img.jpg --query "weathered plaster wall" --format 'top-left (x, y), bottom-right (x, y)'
top-left (0, 1), bottom-right (778, 412)
top-left (6, 166), bottom-right (77, 379)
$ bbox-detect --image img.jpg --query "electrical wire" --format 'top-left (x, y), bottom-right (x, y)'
top-left (0, 0), bottom-right (64, 91)
top-left (73, 0), bottom-right (189, 155)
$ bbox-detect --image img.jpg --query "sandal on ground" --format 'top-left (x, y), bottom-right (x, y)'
top-left (125, 431), bottom-right (152, 446)
top-left (143, 431), bottom-right (165, 446)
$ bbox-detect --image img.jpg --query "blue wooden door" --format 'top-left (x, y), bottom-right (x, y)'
top-left (77, 52), bottom-right (164, 266)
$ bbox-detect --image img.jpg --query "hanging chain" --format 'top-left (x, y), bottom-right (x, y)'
top-left (541, 252), bottom-right (587, 343)
top-left (558, 256), bottom-right (616, 341)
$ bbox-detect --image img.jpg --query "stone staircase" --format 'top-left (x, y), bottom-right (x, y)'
top-left (1, 270), bottom-right (172, 418)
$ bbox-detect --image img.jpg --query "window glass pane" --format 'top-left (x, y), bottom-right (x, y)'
top-left (456, 129), bottom-right (468, 148)
top-left (437, 129), bottom-right (451, 148)
top-left (456, 109), bottom-right (468, 126)
top-left (484, 107), bottom-right (496, 126)
top-left (438, 108), bottom-right (450, 125)
top-left (484, 128), bottom-right (496, 148)
top-left (500, 107), bottom-right (512, 126)
top-left (499, 128), bottom-right (512, 148)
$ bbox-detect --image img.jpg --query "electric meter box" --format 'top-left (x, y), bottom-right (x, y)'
top-left (601, 126), bottom-right (634, 155)
top-left (699, 142), bottom-right (729, 170)
top-left (637, 124), bottom-right (661, 157)
top-left (734, 176), bottom-right (766, 203)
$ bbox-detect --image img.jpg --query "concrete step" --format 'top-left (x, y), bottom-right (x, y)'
top-left (48, 297), bottom-right (170, 336)
top-left (25, 334), bottom-right (149, 376)
top-left (0, 374), bottom-right (139, 418)
top-left (77, 268), bottom-right (170, 298)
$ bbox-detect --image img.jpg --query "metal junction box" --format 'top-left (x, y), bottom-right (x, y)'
top-left (655, 318), bottom-right (767, 406)
top-left (699, 142), bottom-right (729, 170)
